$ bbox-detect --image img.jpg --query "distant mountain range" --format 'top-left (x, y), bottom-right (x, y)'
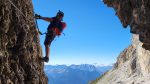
top-left (44, 64), bottom-right (112, 84)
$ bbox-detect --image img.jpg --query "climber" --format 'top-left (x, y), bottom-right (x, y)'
top-left (35, 10), bottom-right (67, 62)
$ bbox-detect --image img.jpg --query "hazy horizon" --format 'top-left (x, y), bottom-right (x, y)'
top-left (44, 63), bottom-right (114, 67)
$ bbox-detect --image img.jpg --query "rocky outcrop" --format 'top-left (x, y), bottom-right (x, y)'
top-left (104, 0), bottom-right (150, 50)
top-left (96, 35), bottom-right (150, 84)
top-left (94, 0), bottom-right (150, 84)
top-left (0, 0), bottom-right (47, 84)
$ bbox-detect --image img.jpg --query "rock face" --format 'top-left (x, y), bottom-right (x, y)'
top-left (96, 35), bottom-right (150, 84)
top-left (103, 0), bottom-right (150, 50)
top-left (0, 0), bottom-right (47, 84)
top-left (95, 0), bottom-right (150, 84)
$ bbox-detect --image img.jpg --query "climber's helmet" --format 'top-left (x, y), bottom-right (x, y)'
top-left (56, 10), bottom-right (64, 18)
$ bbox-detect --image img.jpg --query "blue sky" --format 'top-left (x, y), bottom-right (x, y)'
top-left (32, 0), bottom-right (131, 65)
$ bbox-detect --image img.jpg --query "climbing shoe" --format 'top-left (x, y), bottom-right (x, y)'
top-left (42, 56), bottom-right (49, 62)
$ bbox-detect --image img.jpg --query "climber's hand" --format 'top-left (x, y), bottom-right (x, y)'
top-left (35, 14), bottom-right (42, 19)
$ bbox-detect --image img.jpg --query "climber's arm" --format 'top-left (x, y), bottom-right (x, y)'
top-left (35, 14), bottom-right (53, 22)
top-left (40, 17), bottom-right (53, 22)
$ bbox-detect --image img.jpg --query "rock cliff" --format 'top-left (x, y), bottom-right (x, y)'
top-left (96, 35), bottom-right (150, 84)
top-left (0, 0), bottom-right (47, 84)
top-left (94, 0), bottom-right (150, 84)
top-left (103, 0), bottom-right (150, 50)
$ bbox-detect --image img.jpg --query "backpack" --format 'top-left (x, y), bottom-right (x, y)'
top-left (48, 17), bottom-right (63, 33)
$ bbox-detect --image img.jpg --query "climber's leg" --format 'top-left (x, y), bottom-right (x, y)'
top-left (45, 44), bottom-right (50, 58)
top-left (41, 44), bottom-right (50, 62)
top-left (43, 32), bottom-right (56, 62)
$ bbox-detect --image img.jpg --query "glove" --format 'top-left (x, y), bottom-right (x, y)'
top-left (35, 14), bottom-right (42, 19)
